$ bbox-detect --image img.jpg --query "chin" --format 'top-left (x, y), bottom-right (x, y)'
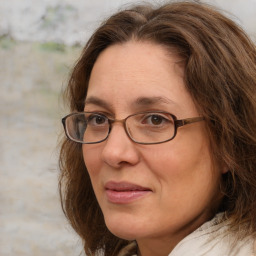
top-left (106, 221), bottom-right (137, 240)
top-left (104, 212), bottom-right (143, 240)
top-left (108, 227), bottom-right (137, 240)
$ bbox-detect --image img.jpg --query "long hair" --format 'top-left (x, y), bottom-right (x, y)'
top-left (59, 1), bottom-right (256, 255)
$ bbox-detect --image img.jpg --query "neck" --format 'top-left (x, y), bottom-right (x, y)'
top-left (137, 236), bottom-right (179, 256)
top-left (136, 211), bottom-right (217, 256)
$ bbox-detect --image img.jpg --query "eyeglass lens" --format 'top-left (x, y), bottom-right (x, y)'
top-left (64, 112), bottom-right (176, 144)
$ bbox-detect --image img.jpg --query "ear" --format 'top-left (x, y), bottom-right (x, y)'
top-left (221, 162), bottom-right (229, 174)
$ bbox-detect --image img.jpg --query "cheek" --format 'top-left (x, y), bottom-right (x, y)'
top-left (82, 145), bottom-right (102, 180)
top-left (144, 143), bottom-right (220, 222)
top-left (82, 145), bottom-right (107, 209)
top-left (142, 131), bottom-right (217, 197)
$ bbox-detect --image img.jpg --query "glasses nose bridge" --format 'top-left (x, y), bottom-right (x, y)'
top-left (108, 117), bottom-right (127, 129)
top-left (108, 117), bottom-right (130, 141)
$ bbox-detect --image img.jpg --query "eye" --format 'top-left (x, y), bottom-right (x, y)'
top-left (87, 113), bottom-right (108, 126)
top-left (149, 115), bottom-right (164, 125)
top-left (141, 113), bottom-right (173, 126)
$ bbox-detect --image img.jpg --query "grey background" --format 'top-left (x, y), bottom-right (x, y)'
top-left (0, 1), bottom-right (255, 256)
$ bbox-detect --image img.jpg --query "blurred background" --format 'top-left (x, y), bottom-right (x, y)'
top-left (0, 0), bottom-right (255, 255)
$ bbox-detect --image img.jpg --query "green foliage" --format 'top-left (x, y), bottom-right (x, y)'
top-left (0, 36), bottom-right (16, 49)
top-left (40, 4), bottom-right (77, 29)
top-left (40, 42), bottom-right (66, 52)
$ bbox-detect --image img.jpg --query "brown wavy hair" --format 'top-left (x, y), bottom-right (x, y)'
top-left (59, 1), bottom-right (256, 255)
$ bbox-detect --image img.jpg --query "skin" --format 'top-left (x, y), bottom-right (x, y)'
top-left (82, 41), bottom-right (224, 256)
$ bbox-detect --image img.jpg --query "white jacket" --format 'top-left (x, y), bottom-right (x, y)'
top-left (118, 213), bottom-right (256, 256)
top-left (169, 213), bottom-right (255, 256)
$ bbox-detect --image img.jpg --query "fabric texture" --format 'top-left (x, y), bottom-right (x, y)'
top-left (118, 213), bottom-right (256, 256)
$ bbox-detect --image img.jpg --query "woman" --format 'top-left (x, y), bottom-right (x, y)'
top-left (59, 1), bottom-right (256, 255)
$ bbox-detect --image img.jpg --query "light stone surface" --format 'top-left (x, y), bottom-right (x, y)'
top-left (0, 1), bottom-right (255, 256)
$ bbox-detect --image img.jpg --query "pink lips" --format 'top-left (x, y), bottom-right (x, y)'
top-left (105, 181), bottom-right (152, 204)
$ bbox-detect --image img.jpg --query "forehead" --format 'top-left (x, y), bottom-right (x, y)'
top-left (87, 42), bottom-right (176, 101)
top-left (89, 41), bottom-right (182, 83)
top-left (86, 41), bottom-right (198, 117)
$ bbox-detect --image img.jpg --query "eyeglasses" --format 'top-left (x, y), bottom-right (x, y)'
top-left (62, 111), bottom-right (204, 145)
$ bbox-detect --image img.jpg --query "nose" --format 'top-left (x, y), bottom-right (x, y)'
top-left (101, 123), bottom-right (140, 168)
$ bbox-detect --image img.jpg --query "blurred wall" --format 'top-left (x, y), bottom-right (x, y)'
top-left (0, 0), bottom-right (255, 45)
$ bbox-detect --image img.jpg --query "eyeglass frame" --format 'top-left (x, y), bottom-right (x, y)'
top-left (62, 111), bottom-right (204, 145)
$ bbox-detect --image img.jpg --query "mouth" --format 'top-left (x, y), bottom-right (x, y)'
top-left (104, 181), bottom-right (152, 204)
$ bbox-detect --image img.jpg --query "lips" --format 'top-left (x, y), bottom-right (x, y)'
top-left (104, 181), bottom-right (152, 204)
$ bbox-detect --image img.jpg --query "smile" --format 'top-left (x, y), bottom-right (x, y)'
top-left (104, 181), bottom-right (152, 204)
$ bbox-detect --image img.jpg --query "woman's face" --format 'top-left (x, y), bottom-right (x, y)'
top-left (83, 41), bottom-right (223, 252)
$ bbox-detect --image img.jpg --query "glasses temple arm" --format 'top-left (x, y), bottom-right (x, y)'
top-left (175, 117), bottom-right (204, 128)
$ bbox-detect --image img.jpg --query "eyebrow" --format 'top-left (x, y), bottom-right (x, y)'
top-left (134, 96), bottom-right (176, 106)
top-left (84, 96), bottom-right (113, 110)
top-left (84, 95), bottom-right (176, 111)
